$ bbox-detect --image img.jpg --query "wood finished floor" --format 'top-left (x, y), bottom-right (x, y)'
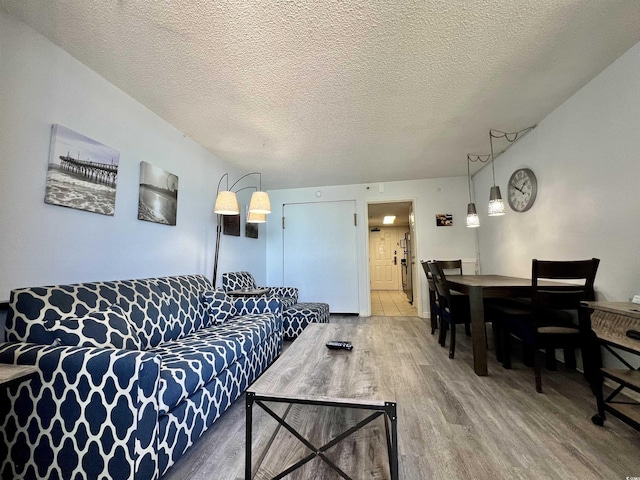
top-left (163, 315), bottom-right (640, 479)
top-left (370, 290), bottom-right (417, 317)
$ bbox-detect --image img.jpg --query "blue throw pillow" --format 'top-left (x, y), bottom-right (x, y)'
top-left (201, 290), bottom-right (237, 325)
top-left (45, 304), bottom-right (142, 350)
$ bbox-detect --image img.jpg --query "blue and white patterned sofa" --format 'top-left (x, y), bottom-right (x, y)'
top-left (0, 274), bottom-right (282, 480)
top-left (221, 271), bottom-right (330, 340)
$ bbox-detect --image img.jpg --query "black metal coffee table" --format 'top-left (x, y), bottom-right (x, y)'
top-left (245, 323), bottom-right (398, 480)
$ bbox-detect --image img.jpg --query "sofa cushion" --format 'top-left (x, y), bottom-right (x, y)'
top-left (115, 280), bottom-right (178, 349)
top-left (201, 290), bottom-right (237, 325)
top-left (45, 304), bottom-right (142, 350)
top-left (278, 297), bottom-right (297, 309)
top-left (150, 313), bottom-right (278, 414)
top-left (151, 336), bottom-right (241, 415)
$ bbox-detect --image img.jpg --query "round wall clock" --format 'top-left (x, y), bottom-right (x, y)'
top-left (507, 168), bottom-right (537, 212)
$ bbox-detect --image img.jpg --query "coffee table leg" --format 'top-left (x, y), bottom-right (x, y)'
top-left (246, 392), bottom-right (254, 480)
top-left (385, 402), bottom-right (398, 480)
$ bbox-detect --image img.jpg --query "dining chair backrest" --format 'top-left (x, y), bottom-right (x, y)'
top-left (436, 259), bottom-right (463, 276)
top-left (531, 258), bottom-right (600, 314)
top-left (420, 261), bottom-right (436, 291)
top-left (427, 261), bottom-right (451, 306)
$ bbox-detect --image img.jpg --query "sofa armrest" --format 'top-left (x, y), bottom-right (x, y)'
top-left (0, 342), bottom-right (161, 480)
top-left (259, 286), bottom-right (299, 303)
top-left (233, 297), bottom-right (282, 318)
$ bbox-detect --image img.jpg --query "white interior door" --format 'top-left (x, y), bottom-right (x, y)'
top-left (283, 201), bottom-right (359, 313)
top-left (369, 228), bottom-right (400, 290)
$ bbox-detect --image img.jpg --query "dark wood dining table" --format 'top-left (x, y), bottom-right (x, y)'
top-left (446, 274), bottom-right (579, 376)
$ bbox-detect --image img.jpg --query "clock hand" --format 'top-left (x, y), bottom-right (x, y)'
top-left (511, 182), bottom-right (525, 194)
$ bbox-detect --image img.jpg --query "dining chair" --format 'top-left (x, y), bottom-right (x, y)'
top-left (489, 258), bottom-right (600, 393)
top-left (427, 261), bottom-right (471, 359)
top-left (436, 259), bottom-right (463, 275)
top-left (436, 259), bottom-right (471, 337)
top-left (420, 261), bottom-right (440, 335)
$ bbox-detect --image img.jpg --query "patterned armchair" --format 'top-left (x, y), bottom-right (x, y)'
top-left (221, 271), bottom-right (298, 308)
top-left (222, 271), bottom-right (330, 340)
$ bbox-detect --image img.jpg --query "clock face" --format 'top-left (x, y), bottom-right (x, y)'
top-left (508, 168), bottom-right (537, 212)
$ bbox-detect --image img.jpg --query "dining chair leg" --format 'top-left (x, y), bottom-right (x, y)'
top-left (545, 348), bottom-right (557, 371)
top-left (492, 321), bottom-right (503, 363)
top-left (534, 355), bottom-right (543, 393)
top-left (564, 347), bottom-right (576, 370)
top-left (449, 323), bottom-right (456, 359)
top-left (439, 321), bottom-right (447, 347)
top-left (430, 314), bottom-right (438, 335)
top-left (502, 331), bottom-right (512, 369)
top-left (523, 345), bottom-right (535, 367)
top-left (464, 322), bottom-right (471, 337)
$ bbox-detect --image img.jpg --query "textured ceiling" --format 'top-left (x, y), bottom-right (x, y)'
top-left (3, 1), bottom-right (640, 189)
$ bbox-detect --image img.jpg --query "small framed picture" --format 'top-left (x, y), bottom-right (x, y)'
top-left (223, 214), bottom-right (241, 236)
top-left (436, 214), bottom-right (453, 226)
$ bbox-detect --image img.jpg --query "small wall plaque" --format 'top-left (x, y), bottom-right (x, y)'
top-left (436, 214), bottom-right (453, 226)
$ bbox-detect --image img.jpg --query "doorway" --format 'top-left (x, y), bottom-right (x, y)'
top-left (368, 202), bottom-right (417, 317)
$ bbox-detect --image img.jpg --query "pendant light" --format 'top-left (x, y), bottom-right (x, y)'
top-left (466, 156), bottom-right (480, 228)
top-left (487, 131), bottom-right (505, 216)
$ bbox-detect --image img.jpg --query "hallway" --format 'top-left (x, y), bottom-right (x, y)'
top-left (370, 290), bottom-right (417, 316)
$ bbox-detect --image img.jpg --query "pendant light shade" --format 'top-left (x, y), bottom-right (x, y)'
top-left (488, 186), bottom-right (505, 216)
top-left (214, 190), bottom-right (240, 215)
top-left (249, 191), bottom-right (271, 214)
top-left (247, 211), bottom-right (267, 223)
top-left (466, 203), bottom-right (480, 228)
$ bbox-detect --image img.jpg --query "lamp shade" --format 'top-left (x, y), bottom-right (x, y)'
top-left (466, 203), bottom-right (480, 228)
top-left (249, 191), bottom-right (271, 214)
top-left (247, 211), bottom-right (267, 223)
top-left (488, 186), bottom-right (505, 216)
top-left (214, 191), bottom-right (240, 215)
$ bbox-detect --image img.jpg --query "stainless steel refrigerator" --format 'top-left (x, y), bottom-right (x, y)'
top-left (401, 231), bottom-right (413, 304)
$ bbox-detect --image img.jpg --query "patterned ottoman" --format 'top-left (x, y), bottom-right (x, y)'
top-left (283, 302), bottom-right (330, 340)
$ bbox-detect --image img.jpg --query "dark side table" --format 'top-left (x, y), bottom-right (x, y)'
top-left (0, 364), bottom-right (38, 390)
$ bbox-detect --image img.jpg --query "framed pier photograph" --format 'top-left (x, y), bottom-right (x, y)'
top-left (44, 124), bottom-right (119, 216)
top-left (138, 161), bottom-right (179, 226)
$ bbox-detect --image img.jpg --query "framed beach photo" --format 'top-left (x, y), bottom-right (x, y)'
top-left (44, 124), bottom-right (119, 216)
top-left (138, 161), bottom-right (179, 226)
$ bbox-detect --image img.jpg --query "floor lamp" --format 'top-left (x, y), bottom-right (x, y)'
top-left (212, 172), bottom-right (271, 286)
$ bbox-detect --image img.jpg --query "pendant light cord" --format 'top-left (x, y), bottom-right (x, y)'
top-left (467, 158), bottom-right (473, 203)
top-left (490, 132), bottom-right (496, 187)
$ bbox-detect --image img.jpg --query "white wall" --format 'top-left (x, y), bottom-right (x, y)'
top-left (266, 177), bottom-right (478, 317)
top-left (473, 41), bottom-right (640, 302)
top-left (0, 12), bottom-right (267, 301)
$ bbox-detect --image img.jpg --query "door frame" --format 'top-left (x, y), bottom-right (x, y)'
top-left (364, 199), bottom-right (421, 317)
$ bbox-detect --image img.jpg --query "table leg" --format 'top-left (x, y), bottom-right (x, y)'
top-left (245, 392), bottom-right (254, 480)
top-left (385, 402), bottom-right (398, 480)
top-left (469, 286), bottom-right (488, 376)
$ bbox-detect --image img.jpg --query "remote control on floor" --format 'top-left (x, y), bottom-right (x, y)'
top-left (326, 341), bottom-right (353, 351)
top-left (626, 330), bottom-right (640, 340)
